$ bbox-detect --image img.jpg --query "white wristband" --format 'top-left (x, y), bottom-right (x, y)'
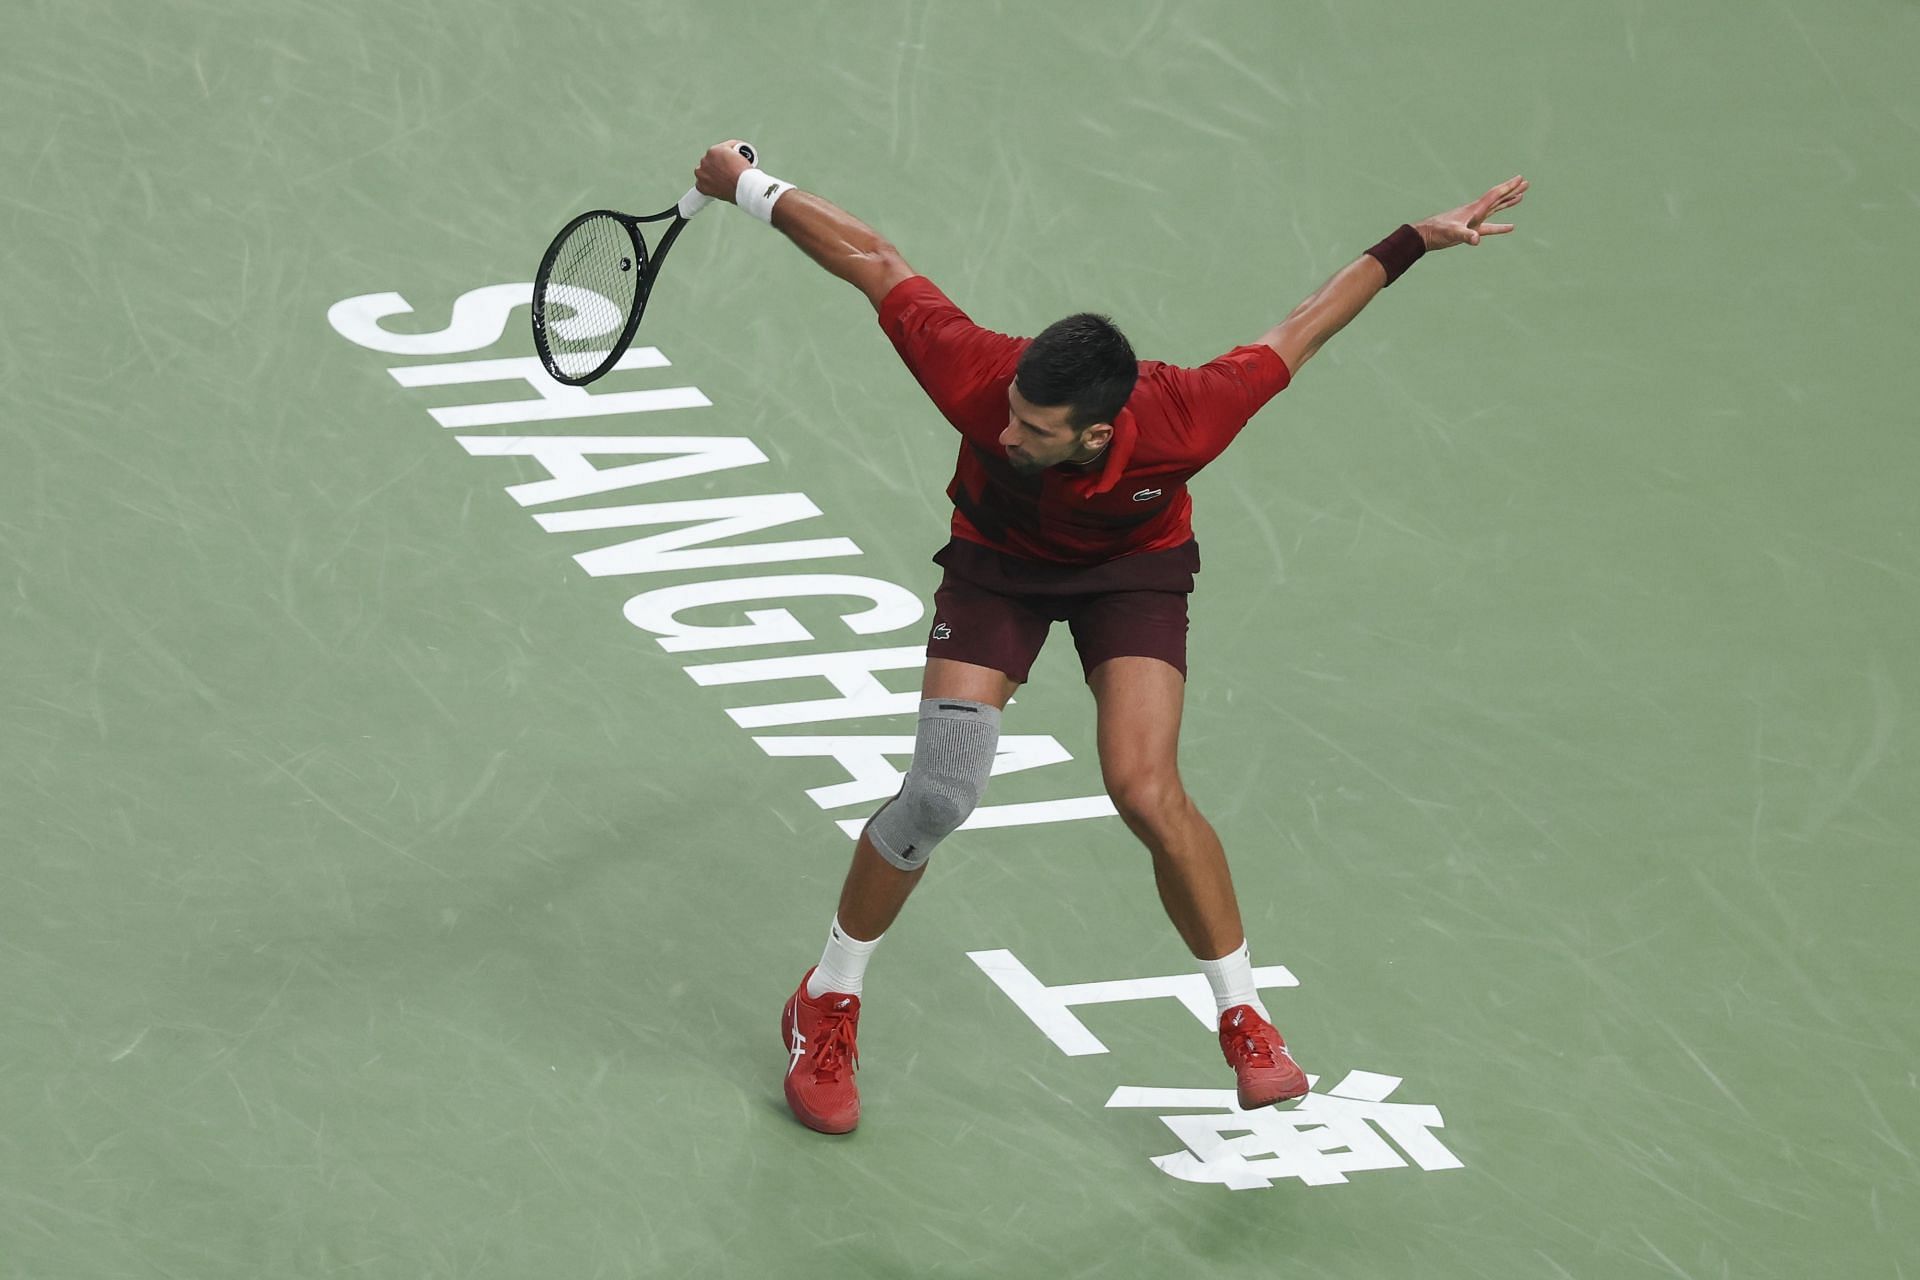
top-left (735, 169), bottom-right (796, 224)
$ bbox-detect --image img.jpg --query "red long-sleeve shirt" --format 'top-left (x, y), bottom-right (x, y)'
top-left (878, 276), bottom-right (1291, 568)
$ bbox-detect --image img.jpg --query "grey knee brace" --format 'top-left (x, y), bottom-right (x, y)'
top-left (866, 698), bottom-right (1001, 871)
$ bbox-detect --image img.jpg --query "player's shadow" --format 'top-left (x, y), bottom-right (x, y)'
top-left (195, 792), bottom-right (814, 1098)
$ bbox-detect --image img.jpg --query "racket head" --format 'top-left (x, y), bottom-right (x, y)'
top-left (531, 210), bottom-right (652, 386)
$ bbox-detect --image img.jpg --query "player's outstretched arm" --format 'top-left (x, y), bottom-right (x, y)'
top-left (1260, 175), bottom-right (1528, 376)
top-left (694, 141), bottom-right (917, 312)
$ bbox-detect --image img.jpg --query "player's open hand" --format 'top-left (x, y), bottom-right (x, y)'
top-left (1416, 176), bottom-right (1528, 250)
top-left (694, 140), bottom-right (757, 203)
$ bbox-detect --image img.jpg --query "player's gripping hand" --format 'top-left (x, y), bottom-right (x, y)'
top-left (694, 140), bottom-right (759, 203)
top-left (1416, 175), bottom-right (1529, 250)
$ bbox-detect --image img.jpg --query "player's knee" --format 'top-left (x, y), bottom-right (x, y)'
top-left (900, 775), bottom-right (979, 841)
top-left (869, 769), bottom-right (987, 872)
top-left (1107, 770), bottom-right (1188, 835)
top-left (867, 698), bottom-right (1000, 872)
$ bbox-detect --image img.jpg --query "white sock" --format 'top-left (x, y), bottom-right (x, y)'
top-left (807, 916), bottom-right (883, 999)
top-left (1199, 939), bottom-right (1269, 1021)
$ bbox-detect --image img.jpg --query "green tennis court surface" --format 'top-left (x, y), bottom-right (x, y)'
top-left (5, 1), bottom-right (1917, 1275)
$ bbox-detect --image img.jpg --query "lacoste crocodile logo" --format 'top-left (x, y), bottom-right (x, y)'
top-left (1132, 488), bottom-right (1163, 502)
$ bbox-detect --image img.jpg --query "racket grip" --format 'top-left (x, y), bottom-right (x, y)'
top-left (678, 141), bottom-right (759, 220)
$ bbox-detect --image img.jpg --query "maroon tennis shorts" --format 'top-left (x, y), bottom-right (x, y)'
top-left (924, 537), bottom-right (1201, 683)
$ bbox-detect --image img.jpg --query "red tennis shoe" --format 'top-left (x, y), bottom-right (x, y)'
top-left (781, 969), bottom-right (862, 1134)
top-left (1219, 1005), bottom-right (1309, 1109)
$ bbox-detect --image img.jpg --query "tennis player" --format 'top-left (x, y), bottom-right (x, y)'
top-left (694, 142), bottom-right (1526, 1135)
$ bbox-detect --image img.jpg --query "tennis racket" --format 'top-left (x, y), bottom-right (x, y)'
top-left (531, 141), bottom-right (756, 386)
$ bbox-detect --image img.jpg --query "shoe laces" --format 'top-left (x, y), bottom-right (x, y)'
top-left (1234, 1028), bottom-right (1279, 1069)
top-left (808, 1002), bottom-right (860, 1083)
top-left (1225, 1009), bottom-right (1280, 1069)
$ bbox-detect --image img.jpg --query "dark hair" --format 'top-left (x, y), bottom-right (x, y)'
top-left (1015, 313), bottom-right (1137, 429)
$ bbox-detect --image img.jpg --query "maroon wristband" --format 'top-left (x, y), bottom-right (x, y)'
top-left (1365, 224), bottom-right (1426, 286)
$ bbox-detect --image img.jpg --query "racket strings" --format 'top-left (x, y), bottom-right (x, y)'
top-left (534, 214), bottom-right (644, 380)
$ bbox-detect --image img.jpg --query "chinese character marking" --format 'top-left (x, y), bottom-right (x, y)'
top-left (1106, 1070), bottom-right (1464, 1189)
top-left (967, 948), bottom-right (1298, 1057)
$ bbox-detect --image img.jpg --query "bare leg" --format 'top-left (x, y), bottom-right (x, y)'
top-left (833, 657), bottom-right (1019, 940)
top-left (1089, 656), bottom-right (1246, 960)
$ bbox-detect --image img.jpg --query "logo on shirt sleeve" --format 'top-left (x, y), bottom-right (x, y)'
top-left (1132, 488), bottom-right (1164, 502)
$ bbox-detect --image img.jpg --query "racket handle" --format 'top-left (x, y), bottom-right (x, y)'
top-left (678, 141), bottom-right (759, 219)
